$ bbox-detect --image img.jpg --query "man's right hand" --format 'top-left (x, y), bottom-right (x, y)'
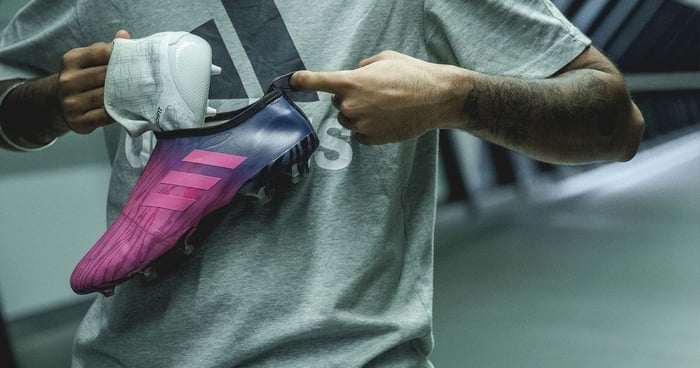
top-left (57, 29), bottom-right (130, 134)
top-left (0, 30), bottom-right (130, 151)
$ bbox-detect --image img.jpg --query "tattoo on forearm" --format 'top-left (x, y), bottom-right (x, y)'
top-left (463, 70), bottom-right (623, 150)
top-left (463, 76), bottom-right (531, 147)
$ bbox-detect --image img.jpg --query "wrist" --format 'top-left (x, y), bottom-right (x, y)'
top-left (0, 75), bottom-right (69, 151)
top-left (437, 65), bottom-right (475, 130)
top-left (0, 81), bottom-right (53, 151)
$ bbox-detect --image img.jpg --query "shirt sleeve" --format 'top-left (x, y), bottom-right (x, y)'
top-left (424, 0), bottom-right (591, 78)
top-left (0, 0), bottom-right (84, 80)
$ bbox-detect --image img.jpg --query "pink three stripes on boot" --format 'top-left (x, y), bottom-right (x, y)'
top-left (142, 150), bottom-right (247, 211)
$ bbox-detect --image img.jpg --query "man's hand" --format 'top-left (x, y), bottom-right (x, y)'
top-left (58, 29), bottom-right (131, 134)
top-left (291, 51), bottom-right (465, 145)
top-left (291, 47), bottom-right (644, 164)
top-left (0, 30), bottom-right (131, 150)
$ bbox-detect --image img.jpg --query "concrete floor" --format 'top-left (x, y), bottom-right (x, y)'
top-left (5, 131), bottom-right (700, 368)
top-left (431, 132), bottom-right (700, 367)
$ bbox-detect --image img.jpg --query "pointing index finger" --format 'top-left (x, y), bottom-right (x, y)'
top-left (290, 70), bottom-right (352, 94)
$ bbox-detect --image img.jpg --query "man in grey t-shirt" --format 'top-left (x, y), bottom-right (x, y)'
top-left (0, 1), bottom-right (644, 366)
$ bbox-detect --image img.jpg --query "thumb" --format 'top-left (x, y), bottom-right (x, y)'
top-left (114, 29), bottom-right (131, 39)
top-left (290, 70), bottom-right (351, 94)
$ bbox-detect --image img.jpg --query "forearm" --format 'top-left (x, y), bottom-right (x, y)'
top-left (451, 66), bottom-right (645, 164)
top-left (0, 76), bottom-right (70, 151)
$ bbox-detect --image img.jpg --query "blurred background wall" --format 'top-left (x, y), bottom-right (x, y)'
top-left (1, 0), bottom-right (699, 367)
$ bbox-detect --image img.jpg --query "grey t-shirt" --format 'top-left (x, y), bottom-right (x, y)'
top-left (0, 1), bottom-right (589, 366)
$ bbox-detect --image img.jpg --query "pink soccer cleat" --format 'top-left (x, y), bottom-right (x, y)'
top-left (70, 82), bottom-right (318, 296)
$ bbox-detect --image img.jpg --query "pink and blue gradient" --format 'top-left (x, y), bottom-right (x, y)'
top-left (71, 94), bottom-right (318, 296)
